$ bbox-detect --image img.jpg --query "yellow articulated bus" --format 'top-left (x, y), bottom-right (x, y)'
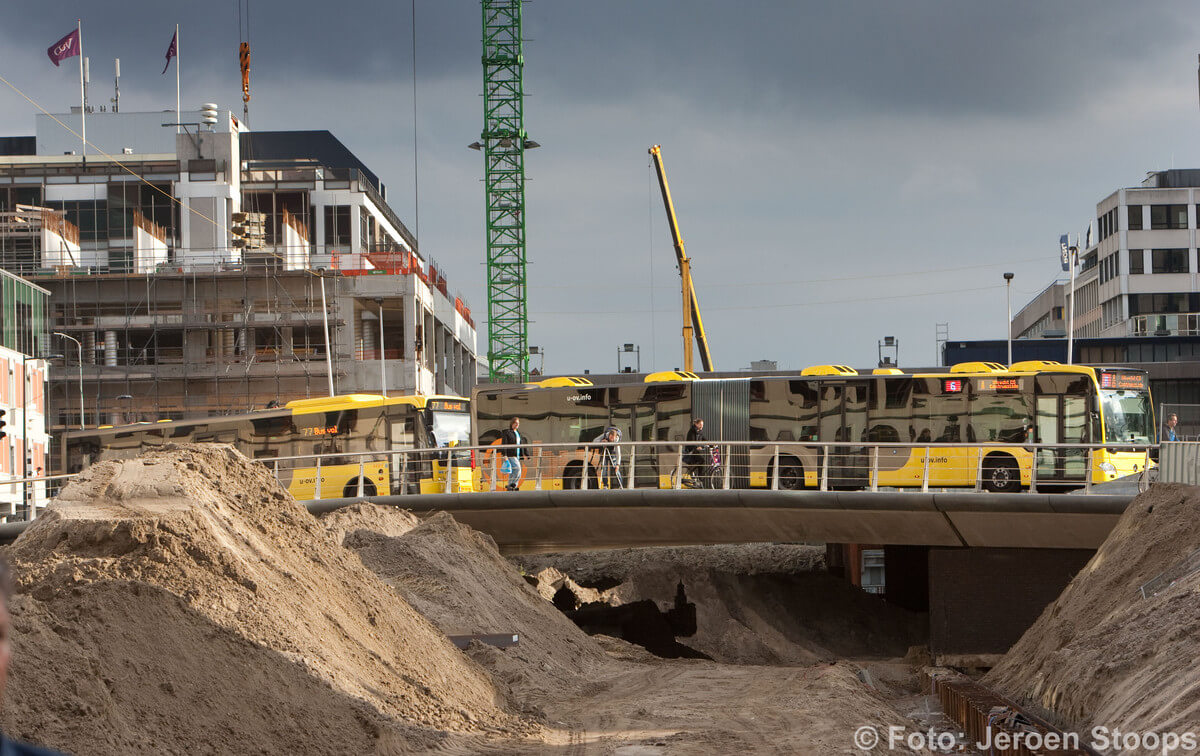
top-left (472, 362), bottom-right (1154, 492)
top-left (65, 393), bottom-right (474, 499)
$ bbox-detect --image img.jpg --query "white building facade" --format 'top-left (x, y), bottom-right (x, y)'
top-left (0, 108), bottom-right (477, 429)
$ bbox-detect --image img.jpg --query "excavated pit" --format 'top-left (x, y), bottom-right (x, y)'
top-left (516, 544), bottom-right (928, 665)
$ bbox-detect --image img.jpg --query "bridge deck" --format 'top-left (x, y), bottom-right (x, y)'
top-left (305, 489), bottom-right (1133, 554)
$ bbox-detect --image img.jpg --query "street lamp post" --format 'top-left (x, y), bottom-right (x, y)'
top-left (617, 343), bottom-right (640, 373)
top-left (1003, 273), bottom-right (1014, 366)
top-left (53, 332), bottom-right (85, 429)
top-left (528, 346), bottom-right (544, 375)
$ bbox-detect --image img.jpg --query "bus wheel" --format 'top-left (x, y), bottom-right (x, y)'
top-left (344, 478), bottom-right (378, 498)
top-left (563, 462), bottom-right (600, 490)
top-left (562, 461), bottom-right (583, 490)
top-left (767, 458), bottom-right (805, 490)
top-left (779, 459), bottom-right (805, 490)
top-left (982, 457), bottom-right (1020, 493)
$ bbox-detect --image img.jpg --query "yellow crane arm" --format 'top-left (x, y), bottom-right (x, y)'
top-left (648, 145), bottom-right (714, 372)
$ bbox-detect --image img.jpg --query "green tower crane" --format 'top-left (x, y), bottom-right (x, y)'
top-left (472, 0), bottom-right (538, 382)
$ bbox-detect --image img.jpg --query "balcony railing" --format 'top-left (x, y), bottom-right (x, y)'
top-left (1130, 313), bottom-right (1200, 337)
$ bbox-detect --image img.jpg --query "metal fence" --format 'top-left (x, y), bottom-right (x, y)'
top-left (1158, 441), bottom-right (1200, 485)
top-left (3, 439), bottom-right (1159, 522)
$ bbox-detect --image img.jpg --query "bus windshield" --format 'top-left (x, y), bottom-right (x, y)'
top-left (429, 410), bottom-right (471, 448)
top-left (1100, 389), bottom-right (1153, 444)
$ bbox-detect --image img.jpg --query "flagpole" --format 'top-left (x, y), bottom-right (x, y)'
top-left (77, 19), bottom-right (85, 165)
top-left (175, 24), bottom-right (181, 135)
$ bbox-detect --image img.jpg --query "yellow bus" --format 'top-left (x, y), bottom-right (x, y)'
top-left (65, 393), bottom-right (473, 499)
top-left (473, 362), bottom-right (1154, 492)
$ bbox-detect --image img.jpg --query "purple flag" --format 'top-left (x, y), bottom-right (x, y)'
top-left (47, 28), bottom-right (80, 67)
top-left (162, 31), bottom-right (177, 74)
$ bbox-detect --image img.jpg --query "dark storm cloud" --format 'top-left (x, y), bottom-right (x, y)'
top-left (526, 2), bottom-right (1190, 118)
top-left (10, 2), bottom-right (1188, 116)
top-left (4, 2), bottom-right (1200, 371)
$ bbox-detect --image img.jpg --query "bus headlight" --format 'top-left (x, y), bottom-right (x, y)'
top-left (1099, 462), bottom-right (1117, 475)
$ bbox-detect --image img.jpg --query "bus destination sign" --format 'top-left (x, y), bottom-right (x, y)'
top-left (301, 425), bottom-right (340, 437)
top-left (1099, 372), bottom-right (1147, 391)
top-left (975, 377), bottom-right (1022, 392)
top-left (428, 399), bottom-right (467, 413)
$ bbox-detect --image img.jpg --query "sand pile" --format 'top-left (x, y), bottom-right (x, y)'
top-left (518, 544), bottom-right (926, 664)
top-left (329, 507), bottom-right (610, 711)
top-left (328, 508), bottom-right (927, 754)
top-left (986, 483), bottom-right (1200, 738)
top-left (0, 445), bottom-right (526, 755)
top-left (321, 501), bottom-right (419, 545)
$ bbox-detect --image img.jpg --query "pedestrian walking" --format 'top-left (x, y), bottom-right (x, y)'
top-left (499, 417), bottom-right (525, 490)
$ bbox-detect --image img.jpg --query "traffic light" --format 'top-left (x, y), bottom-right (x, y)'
top-left (0, 409), bottom-right (7, 440)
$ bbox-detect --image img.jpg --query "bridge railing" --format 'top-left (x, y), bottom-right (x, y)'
top-left (253, 438), bottom-right (1155, 496)
top-left (4, 439), bottom-right (1155, 522)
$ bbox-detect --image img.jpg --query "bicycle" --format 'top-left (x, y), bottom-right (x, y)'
top-left (670, 445), bottom-right (722, 489)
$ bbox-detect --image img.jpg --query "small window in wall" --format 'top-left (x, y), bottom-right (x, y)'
top-left (1130, 251), bottom-right (1144, 275)
top-left (1128, 205), bottom-right (1143, 230)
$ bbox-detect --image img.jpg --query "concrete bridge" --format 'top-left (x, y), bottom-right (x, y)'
top-left (305, 488), bottom-right (1133, 555)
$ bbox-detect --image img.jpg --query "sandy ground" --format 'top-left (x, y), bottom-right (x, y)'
top-left (0, 445), bottom-right (952, 754)
top-left (985, 483), bottom-right (1200, 750)
top-left (335, 506), bottom-right (932, 754)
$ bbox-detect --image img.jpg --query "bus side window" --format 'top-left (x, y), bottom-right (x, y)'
top-left (391, 419), bottom-right (415, 448)
top-left (314, 440), bottom-right (346, 466)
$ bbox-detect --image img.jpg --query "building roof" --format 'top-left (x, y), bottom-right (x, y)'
top-left (1140, 169), bottom-right (1200, 189)
top-left (240, 131), bottom-right (380, 191)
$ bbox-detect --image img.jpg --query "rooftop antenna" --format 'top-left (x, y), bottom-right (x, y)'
top-left (112, 58), bottom-right (120, 113)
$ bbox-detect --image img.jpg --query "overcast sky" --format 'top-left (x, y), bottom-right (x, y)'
top-left (4, 2), bottom-right (1200, 374)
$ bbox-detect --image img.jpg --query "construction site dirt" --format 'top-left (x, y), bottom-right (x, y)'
top-left (0, 445), bottom-right (1196, 754)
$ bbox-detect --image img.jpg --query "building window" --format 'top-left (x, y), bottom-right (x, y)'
top-left (0, 186), bottom-right (42, 213)
top-left (48, 200), bottom-right (108, 242)
top-left (1150, 204), bottom-right (1188, 230)
top-left (1099, 253), bottom-right (1121, 284)
top-left (1130, 250), bottom-right (1144, 275)
top-left (108, 182), bottom-right (176, 245)
top-left (1129, 292), bottom-right (1200, 315)
top-left (1128, 205), bottom-right (1143, 230)
top-left (324, 205), bottom-right (352, 248)
top-left (1098, 207), bottom-right (1118, 240)
top-left (1152, 248), bottom-right (1188, 274)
